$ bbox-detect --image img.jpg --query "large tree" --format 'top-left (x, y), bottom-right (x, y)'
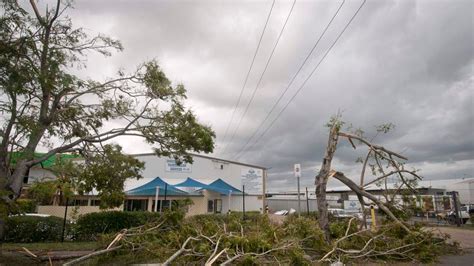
top-left (0, 0), bottom-right (214, 208)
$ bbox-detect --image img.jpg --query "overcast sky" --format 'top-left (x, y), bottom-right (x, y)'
top-left (31, 0), bottom-right (474, 191)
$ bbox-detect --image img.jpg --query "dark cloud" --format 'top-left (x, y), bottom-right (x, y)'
top-left (33, 0), bottom-right (473, 190)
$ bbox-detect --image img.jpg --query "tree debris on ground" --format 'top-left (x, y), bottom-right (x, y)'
top-left (64, 211), bottom-right (459, 265)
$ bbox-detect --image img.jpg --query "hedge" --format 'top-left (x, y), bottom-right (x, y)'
top-left (4, 215), bottom-right (65, 242)
top-left (75, 211), bottom-right (161, 240)
top-left (15, 199), bottom-right (37, 213)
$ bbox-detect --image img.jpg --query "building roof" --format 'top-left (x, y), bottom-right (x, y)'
top-left (125, 176), bottom-right (244, 196)
top-left (175, 177), bottom-right (243, 195)
top-left (126, 177), bottom-right (189, 196)
top-left (10, 152), bottom-right (80, 168)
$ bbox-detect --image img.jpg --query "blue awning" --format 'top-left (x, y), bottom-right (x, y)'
top-left (174, 177), bottom-right (208, 188)
top-left (205, 178), bottom-right (243, 195)
top-left (126, 177), bottom-right (188, 196)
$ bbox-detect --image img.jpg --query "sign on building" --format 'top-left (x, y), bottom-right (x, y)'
top-left (165, 159), bottom-right (192, 173)
top-left (241, 167), bottom-right (263, 194)
top-left (344, 200), bottom-right (362, 211)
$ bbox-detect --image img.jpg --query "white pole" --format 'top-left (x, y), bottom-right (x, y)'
top-left (154, 186), bottom-right (159, 212)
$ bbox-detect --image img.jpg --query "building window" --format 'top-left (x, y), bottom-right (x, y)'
top-left (162, 200), bottom-right (171, 210)
top-left (151, 200), bottom-right (161, 212)
top-left (90, 199), bottom-right (101, 206)
top-left (207, 200), bottom-right (214, 213)
top-left (73, 199), bottom-right (89, 206)
top-left (220, 164), bottom-right (224, 170)
top-left (124, 199), bottom-right (148, 211)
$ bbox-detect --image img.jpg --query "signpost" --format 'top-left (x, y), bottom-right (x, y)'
top-left (294, 164), bottom-right (301, 215)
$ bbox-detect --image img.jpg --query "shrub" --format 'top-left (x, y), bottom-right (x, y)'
top-left (13, 199), bottom-right (37, 213)
top-left (75, 211), bottom-right (161, 240)
top-left (4, 215), bottom-right (65, 242)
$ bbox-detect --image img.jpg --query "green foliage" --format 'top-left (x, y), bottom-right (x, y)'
top-left (77, 144), bottom-right (145, 208)
top-left (0, 0), bottom-right (215, 202)
top-left (75, 211), bottom-right (161, 240)
top-left (12, 199), bottom-right (36, 213)
top-left (28, 180), bottom-right (58, 205)
top-left (4, 215), bottom-right (65, 242)
top-left (329, 219), bottom-right (357, 239)
top-left (325, 113), bottom-right (345, 131)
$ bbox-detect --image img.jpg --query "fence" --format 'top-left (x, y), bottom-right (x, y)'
top-left (37, 205), bottom-right (121, 220)
top-left (266, 198), bottom-right (341, 213)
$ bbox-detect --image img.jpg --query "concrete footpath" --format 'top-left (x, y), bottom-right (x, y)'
top-left (427, 226), bottom-right (474, 266)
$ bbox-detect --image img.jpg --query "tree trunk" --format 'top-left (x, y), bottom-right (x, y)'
top-left (315, 124), bottom-right (339, 241)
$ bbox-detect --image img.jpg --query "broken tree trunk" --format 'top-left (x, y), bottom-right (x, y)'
top-left (315, 123), bottom-right (340, 241)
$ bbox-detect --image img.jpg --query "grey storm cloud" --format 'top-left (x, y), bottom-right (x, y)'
top-left (29, 0), bottom-right (474, 191)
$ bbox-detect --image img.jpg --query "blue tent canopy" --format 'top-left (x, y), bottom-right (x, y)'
top-left (174, 177), bottom-right (208, 188)
top-left (206, 178), bottom-right (242, 195)
top-left (126, 177), bottom-right (187, 196)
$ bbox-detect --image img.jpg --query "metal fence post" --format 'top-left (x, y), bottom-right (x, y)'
top-left (61, 197), bottom-right (69, 242)
top-left (242, 185), bottom-right (246, 220)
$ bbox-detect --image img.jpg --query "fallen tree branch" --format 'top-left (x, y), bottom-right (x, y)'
top-left (63, 245), bottom-right (122, 266)
top-left (162, 237), bottom-right (200, 266)
top-left (331, 171), bottom-right (411, 233)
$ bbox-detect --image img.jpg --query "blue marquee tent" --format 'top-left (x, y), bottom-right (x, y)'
top-left (174, 177), bottom-right (208, 188)
top-left (126, 177), bottom-right (188, 196)
top-left (206, 178), bottom-right (242, 195)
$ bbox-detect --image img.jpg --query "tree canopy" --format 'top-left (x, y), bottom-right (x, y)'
top-left (0, 0), bottom-right (215, 207)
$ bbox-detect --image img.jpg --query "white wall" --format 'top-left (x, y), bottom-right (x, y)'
top-left (27, 167), bottom-right (56, 184)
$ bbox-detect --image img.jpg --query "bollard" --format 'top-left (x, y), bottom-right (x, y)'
top-left (370, 205), bottom-right (377, 232)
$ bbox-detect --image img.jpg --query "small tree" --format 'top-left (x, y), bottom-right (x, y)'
top-left (0, 0), bottom-right (215, 235)
top-left (315, 115), bottom-right (421, 240)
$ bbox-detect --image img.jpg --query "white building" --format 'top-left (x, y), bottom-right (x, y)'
top-left (29, 153), bottom-right (267, 218)
top-left (120, 153), bottom-right (267, 215)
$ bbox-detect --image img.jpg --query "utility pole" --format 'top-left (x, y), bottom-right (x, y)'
top-left (452, 191), bottom-right (461, 227)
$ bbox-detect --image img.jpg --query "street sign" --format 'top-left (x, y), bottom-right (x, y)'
top-left (294, 164), bottom-right (301, 178)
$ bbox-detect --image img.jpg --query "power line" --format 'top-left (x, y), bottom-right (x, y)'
top-left (223, 0), bottom-right (297, 155)
top-left (220, 0), bottom-right (276, 156)
top-left (234, 0), bottom-right (366, 160)
top-left (231, 0), bottom-right (347, 159)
